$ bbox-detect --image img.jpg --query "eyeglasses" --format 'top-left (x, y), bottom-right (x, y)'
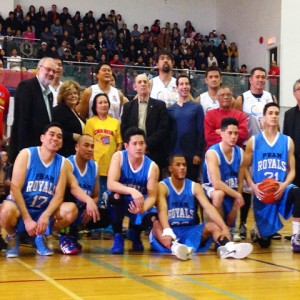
top-left (40, 65), bottom-right (56, 74)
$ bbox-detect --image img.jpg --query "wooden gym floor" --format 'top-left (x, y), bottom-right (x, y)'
top-left (0, 215), bottom-right (299, 300)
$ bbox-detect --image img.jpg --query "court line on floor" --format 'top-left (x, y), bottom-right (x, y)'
top-left (247, 257), bottom-right (300, 271)
top-left (82, 253), bottom-right (195, 300)
top-left (16, 258), bottom-right (83, 300)
top-left (83, 242), bottom-right (247, 300)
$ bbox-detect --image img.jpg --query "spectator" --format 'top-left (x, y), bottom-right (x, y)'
top-left (131, 23), bottom-right (140, 39)
top-left (7, 48), bottom-right (22, 71)
top-left (227, 42), bottom-right (239, 72)
top-left (207, 51), bottom-right (218, 67)
top-left (121, 73), bottom-right (169, 170)
top-left (217, 41), bottom-right (228, 71)
top-left (26, 5), bottom-right (36, 27)
top-left (60, 7), bottom-right (71, 25)
top-left (47, 4), bottom-right (59, 25)
top-left (50, 18), bottom-right (63, 43)
top-left (156, 27), bottom-right (171, 50)
top-left (168, 75), bottom-right (204, 181)
top-left (84, 93), bottom-right (122, 201)
top-left (151, 19), bottom-right (161, 36)
top-left (49, 58), bottom-right (63, 106)
top-left (9, 57), bottom-right (56, 163)
top-left (52, 81), bottom-right (85, 157)
top-left (20, 39), bottom-right (35, 58)
top-left (204, 86), bottom-right (248, 150)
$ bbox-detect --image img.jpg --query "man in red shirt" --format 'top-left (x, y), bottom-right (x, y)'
top-left (204, 86), bottom-right (248, 150)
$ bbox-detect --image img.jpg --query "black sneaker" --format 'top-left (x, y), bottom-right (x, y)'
top-left (250, 226), bottom-right (271, 248)
top-left (271, 232), bottom-right (282, 240)
top-left (0, 234), bottom-right (7, 251)
top-left (239, 223), bottom-right (247, 240)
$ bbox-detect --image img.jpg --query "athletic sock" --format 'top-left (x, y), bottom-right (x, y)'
top-left (292, 221), bottom-right (300, 235)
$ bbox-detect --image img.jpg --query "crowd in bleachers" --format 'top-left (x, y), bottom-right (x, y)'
top-left (0, 4), bottom-right (240, 72)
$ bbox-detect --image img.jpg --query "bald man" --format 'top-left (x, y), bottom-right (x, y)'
top-left (121, 73), bottom-right (169, 170)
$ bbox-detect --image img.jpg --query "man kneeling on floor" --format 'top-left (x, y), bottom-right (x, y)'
top-left (150, 155), bottom-right (253, 260)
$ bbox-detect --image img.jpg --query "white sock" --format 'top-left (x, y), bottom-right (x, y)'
top-left (292, 221), bottom-right (300, 235)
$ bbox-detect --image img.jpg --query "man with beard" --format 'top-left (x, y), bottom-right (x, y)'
top-left (9, 57), bottom-right (56, 163)
top-left (149, 50), bottom-right (179, 108)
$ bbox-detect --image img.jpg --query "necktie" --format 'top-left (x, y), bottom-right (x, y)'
top-left (48, 92), bottom-right (53, 108)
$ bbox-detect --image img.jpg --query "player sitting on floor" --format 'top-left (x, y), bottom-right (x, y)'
top-left (150, 155), bottom-right (253, 260)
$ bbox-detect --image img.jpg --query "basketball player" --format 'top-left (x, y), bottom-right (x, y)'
top-left (149, 50), bottom-right (179, 108)
top-left (0, 123), bottom-right (78, 258)
top-left (150, 154), bottom-right (253, 260)
top-left (107, 127), bottom-right (159, 254)
top-left (195, 66), bottom-right (222, 114)
top-left (234, 67), bottom-right (277, 240)
top-left (60, 134), bottom-right (110, 254)
top-left (77, 62), bottom-right (126, 121)
top-left (202, 118), bottom-right (245, 236)
top-left (244, 102), bottom-right (300, 251)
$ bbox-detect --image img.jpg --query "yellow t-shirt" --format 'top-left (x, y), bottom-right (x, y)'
top-left (84, 116), bottom-right (122, 176)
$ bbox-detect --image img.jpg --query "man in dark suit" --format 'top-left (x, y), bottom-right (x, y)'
top-left (283, 78), bottom-right (300, 186)
top-left (121, 73), bottom-right (169, 170)
top-left (9, 57), bottom-right (56, 163)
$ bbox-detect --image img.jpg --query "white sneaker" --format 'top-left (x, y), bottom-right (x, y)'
top-left (171, 240), bottom-right (192, 261)
top-left (217, 242), bottom-right (253, 259)
top-left (186, 246), bottom-right (194, 259)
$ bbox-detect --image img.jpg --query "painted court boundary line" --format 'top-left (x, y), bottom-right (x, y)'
top-left (82, 253), bottom-right (194, 300)
top-left (247, 257), bottom-right (300, 272)
top-left (83, 242), bottom-right (247, 300)
top-left (16, 258), bottom-right (83, 300)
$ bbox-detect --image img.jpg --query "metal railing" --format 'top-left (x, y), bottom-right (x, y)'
top-left (0, 56), bottom-right (279, 101)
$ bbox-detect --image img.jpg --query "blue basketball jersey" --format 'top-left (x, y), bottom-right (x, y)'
top-left (252, 132), bottom-right (289, 183)
top-left (67, 155), bottom-right (98, 204)
top-left (22, 147), bottom-right (64, 210)
top-left (119, 150), bottom-right (153, 202)
top-left (202, 143), bottom-right (242, 189)
top-left (161, 177), bottom-right (197, 226)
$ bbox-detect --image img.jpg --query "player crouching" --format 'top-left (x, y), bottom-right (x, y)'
top-left (59, 135), bottom-right (110, 254)
top-left (245, 102), bottom-right (300, 251)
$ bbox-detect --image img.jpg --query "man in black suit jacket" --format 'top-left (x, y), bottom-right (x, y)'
top-left (283, 78), bottom-right (300, 186)
top-left (9, 57), bottom-right (56, 162)
top-left (121, 73), bottom-right (169, 169)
